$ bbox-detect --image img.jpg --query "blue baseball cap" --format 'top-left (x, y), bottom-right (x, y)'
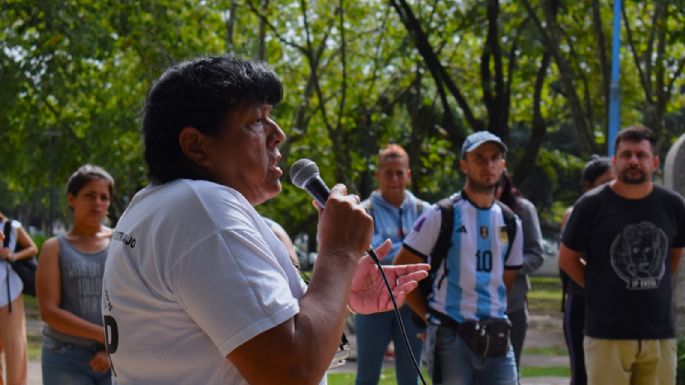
top-left (461, 131), bottom-right (508, 159)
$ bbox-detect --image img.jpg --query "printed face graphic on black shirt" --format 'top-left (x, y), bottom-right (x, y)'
top-left (610, 221), bottom-right (667, 290)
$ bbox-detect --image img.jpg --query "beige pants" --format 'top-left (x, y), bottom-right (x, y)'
top-left (584, 336), bottom-right (676, 385)
top-left (0, 296), bottom-right (28, 385)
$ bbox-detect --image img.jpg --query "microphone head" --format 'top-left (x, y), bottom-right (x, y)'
top-left (290, 158), bottom-right (320, 189)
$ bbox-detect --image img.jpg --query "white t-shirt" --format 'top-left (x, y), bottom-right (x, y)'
top-left (102, 179), bottom-right (320, 385)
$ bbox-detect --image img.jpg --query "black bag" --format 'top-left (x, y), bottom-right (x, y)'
top-left (434, 311), bottom-right (511, 358)
top-left (458, 318), bottom-right (512, 358)
top-left (3, 220), bottom-right (37, 297)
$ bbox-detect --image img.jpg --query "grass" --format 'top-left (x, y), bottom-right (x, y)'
top-left (527, 276), bottom-right (564, 314)
top-left (328, 368), bottom-right (431, 385)
top-left (521, 366), bottom-right (570, 377)
top-left (23, 294), bottom-right (39, 315)
top-left (328, 366), bottom-right (571, 383)
top-left (523, 345), bottom-right (568, 356)
top-left (28, 334), bottom-right (41, 361)
top-left (23, 295), bottom-right (42, 360)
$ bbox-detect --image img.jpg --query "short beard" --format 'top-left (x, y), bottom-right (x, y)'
top-left (467, 176), bottom-right (497, 194)
top-left (618, 169), bottom-right (647, 185)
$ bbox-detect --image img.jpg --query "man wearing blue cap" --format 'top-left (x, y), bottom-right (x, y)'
top-left (394, 131), bottom-right (523, 385)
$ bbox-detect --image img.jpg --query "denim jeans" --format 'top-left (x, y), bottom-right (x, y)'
top-left (354, 305), bottom-right (424, 385)
top-left (435, 325), bottom-right (517, 385)
top-left (42, 336), bottom-right (111, 385)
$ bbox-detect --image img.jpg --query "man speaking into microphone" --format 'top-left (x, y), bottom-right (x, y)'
top-left (101, 54), bottom-right (429, 385)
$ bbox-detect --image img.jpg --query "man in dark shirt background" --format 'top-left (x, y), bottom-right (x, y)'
top-left (559, 125), bottom-right (685, 385)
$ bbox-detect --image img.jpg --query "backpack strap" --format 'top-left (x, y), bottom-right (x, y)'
top-left (3, 220), bottom-right (11, 248)
top-left (3, 220), bottom-right (11, 312)
top-left (495, 201), bottom-right (517, 262)
top-left (418, 195), bottom-right (458, 301)
top-left (430, 197), bottom-right (455, 275)
top-left (415, 199), bottom-right (427, 216)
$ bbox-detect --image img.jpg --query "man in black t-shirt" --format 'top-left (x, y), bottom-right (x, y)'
top-left (559, 125), bottom-right (685, 385)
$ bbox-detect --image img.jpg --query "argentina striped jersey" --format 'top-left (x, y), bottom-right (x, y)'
top-left (403, 192), bottom-right (523, 322)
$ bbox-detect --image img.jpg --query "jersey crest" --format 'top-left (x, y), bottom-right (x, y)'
top-left (479, 226), bottom-right (489, 239)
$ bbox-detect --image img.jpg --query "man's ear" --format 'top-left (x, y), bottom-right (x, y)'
top-left (179, 126), bottom-right (210, 168)
top-left (459, 158), bottom-right (467, 174)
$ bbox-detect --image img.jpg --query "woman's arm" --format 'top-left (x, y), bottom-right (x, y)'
top-left (13, 225), bottom-right (38, 260)
top-left (36, 238), bottom-right (105, 344)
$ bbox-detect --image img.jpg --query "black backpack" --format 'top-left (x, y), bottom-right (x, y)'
top-left (417, 194), bottom-right (518, 304)
top-left (3, 220), bottom-right (38, 306)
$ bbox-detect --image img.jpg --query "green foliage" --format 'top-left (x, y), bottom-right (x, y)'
top-left (1, 0), bottom-right (224, 227)
top-left (2, 0), bottom-right (685, 246)
top-left (678, 335), bottom-right (685, 384)
top-left (517, 147), bottom-right (586, 228)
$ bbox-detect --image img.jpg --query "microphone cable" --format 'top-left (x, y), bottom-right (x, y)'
top-left (366, 247), bottom-right (428, 385)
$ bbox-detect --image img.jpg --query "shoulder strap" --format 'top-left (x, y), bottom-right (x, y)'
top-left (415, 196), bottom-right (456, 300)
top-left (3, 220), bottom-right (11, 248)
top-left (415, 199), bottom-right (426, 216)
top-left (495, 201), bottom-right (517, 262)
top-left (3, 220), bottom-right (11, 311)
top-left (430, 197), bottom-right (456, 274)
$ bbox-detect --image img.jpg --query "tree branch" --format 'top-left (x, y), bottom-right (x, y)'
top-left (622, 3), bottom-right (651, 101)
top-left (513, 52), bottom-right (551, 186)
top-left (591, 0), bottom-right (610, 118)
top-left (245, 0), bottom-right (308, 53)
top-left (390, 0), bottom-right (482, 132)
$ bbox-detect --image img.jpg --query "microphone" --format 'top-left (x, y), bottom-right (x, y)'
top-left (289, 158), bottom-right (331, 206)
top-left (290, 157), bottom-right (376, 259)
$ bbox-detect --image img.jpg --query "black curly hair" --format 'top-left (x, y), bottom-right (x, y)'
top-left (142, 54), bottom-right (283, 184)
